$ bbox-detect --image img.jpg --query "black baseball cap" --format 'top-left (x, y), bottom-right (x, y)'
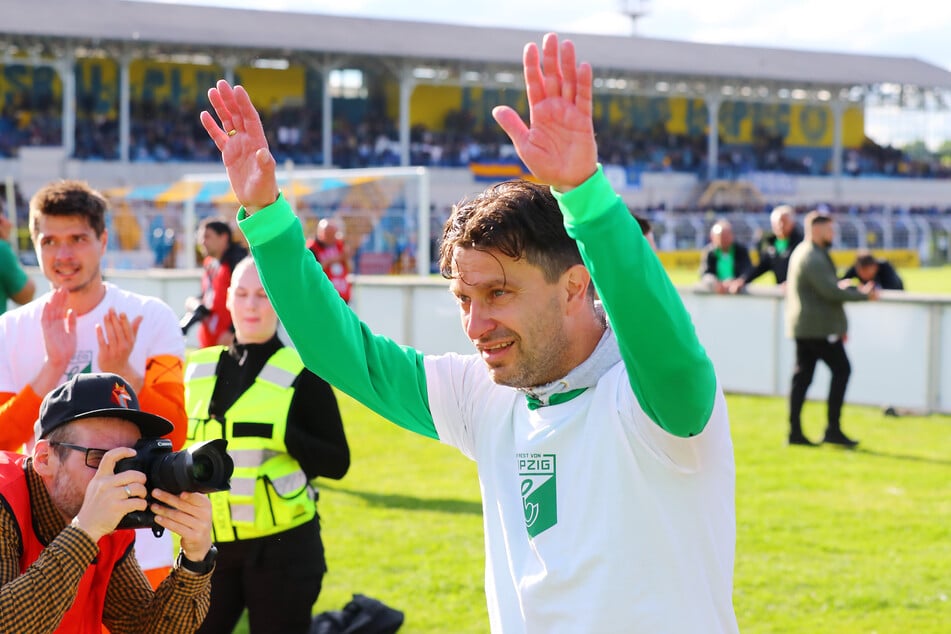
top-left (37, 372), bottom-right (174, 439)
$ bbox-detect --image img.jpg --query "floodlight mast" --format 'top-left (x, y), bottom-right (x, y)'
top-left (618, 0), bottom-right (651, 35)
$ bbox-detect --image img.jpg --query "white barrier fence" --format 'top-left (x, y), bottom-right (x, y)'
top-left (352, 277), bottom-right (951, 415)
top-left (17, 268), bottom-right (951, 415)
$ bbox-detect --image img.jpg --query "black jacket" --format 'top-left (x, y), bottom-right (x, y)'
top-left (743, 224), bottom-right (804, 285)
top-left (700, 242), bottom-right (753, 281)
top-left (840, 259), bottom-right (904, 290)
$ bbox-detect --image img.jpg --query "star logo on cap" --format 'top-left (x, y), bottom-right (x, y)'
top-left (111, 382), bottom-right (132, 409)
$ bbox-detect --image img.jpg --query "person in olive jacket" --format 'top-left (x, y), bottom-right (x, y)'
top-left (785, 210), bottom-right (878, 448)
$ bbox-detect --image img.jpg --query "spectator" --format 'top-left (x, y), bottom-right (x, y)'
top-left (730, 204), bottom-right (803, 293)
top-left (785, 210), bottom-right (878, 447)
top-left (0, 212), bottom-right (35, 314)
top-left (184, 217), bottom-right (248, 348)
top-left (700, 219), bottom-right (752, 294)
top-left (0, 372), bottom-right (214, 633)
top-left (307, 218), bottom-right (352, 303)
top-left (202, 33), bottom-right (738, 633)
top-left (0, 179), bottom-right (187, 587)
top-left (839, 250), bottom-right (904, 290)
top-left (185, 257), bottom-right (350, 634)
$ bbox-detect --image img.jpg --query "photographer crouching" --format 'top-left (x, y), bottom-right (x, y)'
top-left (0, 372), bottom-right (226, 633)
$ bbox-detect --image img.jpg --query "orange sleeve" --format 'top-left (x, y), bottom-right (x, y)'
top-left (138, 354), bottom-right (187, 450)
top-left (0, 388), bottom-right (44, 451)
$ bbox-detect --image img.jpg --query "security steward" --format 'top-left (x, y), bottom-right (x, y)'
top-left (184, 257), bottom-right (350, 634)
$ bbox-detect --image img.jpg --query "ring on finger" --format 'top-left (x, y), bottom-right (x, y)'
top-left (227, 129), bottom-right (237, 137)
top-left (124, 485), bottom-right (133, 498)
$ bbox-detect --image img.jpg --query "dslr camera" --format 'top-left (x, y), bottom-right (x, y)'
top-left (115, 437), bottom-right (234, 537)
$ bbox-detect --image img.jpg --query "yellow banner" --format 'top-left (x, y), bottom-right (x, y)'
top-left (129, 60), bottom-right (222, 106)
top-left (76, 58), bottom-right (118, 118)
top-left (0, 63), bottom-right (62, 113)
top-left (234, 66), bottom-right (305, 109)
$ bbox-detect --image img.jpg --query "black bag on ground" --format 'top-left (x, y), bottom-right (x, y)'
top-left (310, 593), bottom-right (404, 634)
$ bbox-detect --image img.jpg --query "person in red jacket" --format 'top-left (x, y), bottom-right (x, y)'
top-left (306, 218), bottom-right (352, 303)
top-left (185, 217), bottom-right (248, 347)
top-left (0, 372), bottom-right (214, 633)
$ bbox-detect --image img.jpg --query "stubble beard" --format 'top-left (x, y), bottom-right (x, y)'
top-left (49, 469), bottom-right (85, 522)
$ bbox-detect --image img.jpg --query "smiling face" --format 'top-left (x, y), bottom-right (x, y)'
top-left (33, 213), bottom-right (107, 296)
top-left (449, 246), bottom-right (575, 388)
top-left (227, 258), bottom-right (278, 344)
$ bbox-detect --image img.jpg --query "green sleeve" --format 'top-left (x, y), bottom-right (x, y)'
top-left (0, 242), bottom-right (27, 298)
top-left (553, 168), bottom-right (717, 437)
top-left (238, 195), bottom-right (438, 439)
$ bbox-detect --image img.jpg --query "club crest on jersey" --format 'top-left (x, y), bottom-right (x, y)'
top-left (111, 383), bottom-right (133, 409)
top-left (517, 453), bottom-right (557, 537)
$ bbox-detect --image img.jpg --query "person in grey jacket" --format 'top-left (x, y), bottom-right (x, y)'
top-left (785, 210), bottom-right (878, 447)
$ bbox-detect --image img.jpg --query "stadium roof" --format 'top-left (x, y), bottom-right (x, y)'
top-left (4, 0), bottom-right (951, 102)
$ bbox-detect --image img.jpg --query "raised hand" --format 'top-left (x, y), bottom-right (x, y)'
top-left (96, 308), bottom-right (144, 390)
top-left (31, 288), bottom-right (78, 396)
top-left (200, 80), bottom-right (280, 214)
top-left (41, 288), bottom-right (77, 370)
top-left (492, 33), bottom-right (598, 192)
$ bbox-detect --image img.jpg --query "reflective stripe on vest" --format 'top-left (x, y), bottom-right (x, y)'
top-left (185, 346), bottom-right (315, 542)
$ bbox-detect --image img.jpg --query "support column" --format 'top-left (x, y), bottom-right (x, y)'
top-left (119, 53), bottom-right (131, 163)
top-left (322, 64), bottom-right (333, 167)
top-left (58, 53), bottom-right (75, 157)
top-left (706, 95), bottom-right (721, 182)
top-left (831, 100), bottom-right (845, 178)
top-left (398, 67), bottom-right (416, 167)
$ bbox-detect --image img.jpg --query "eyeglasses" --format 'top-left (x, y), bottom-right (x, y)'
top-left (49, 442), bottom-right (107, 469)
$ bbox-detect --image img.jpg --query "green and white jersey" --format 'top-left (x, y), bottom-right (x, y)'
top-left (240, 167), bottom-right (738, 634)
top-left (426, 345), bottom-right (735, 633)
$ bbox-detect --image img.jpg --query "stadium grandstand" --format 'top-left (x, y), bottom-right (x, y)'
top-left (2, 0), bottom-right (951, 272)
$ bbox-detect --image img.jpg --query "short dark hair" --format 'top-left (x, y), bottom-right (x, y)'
top-left (855, 251), bottom-right (878, 268)
top-left (804, 210), bottom-right (833, 230)
top-left (439, 180), bottom-right (582, 284)
top-left (29, 180), bottom-right (108, 238)
top-left (200, 217), bottom-right (232, 240)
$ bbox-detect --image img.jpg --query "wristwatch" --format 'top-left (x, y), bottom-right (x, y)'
top-left (178, 544), bottom-right (218, 574)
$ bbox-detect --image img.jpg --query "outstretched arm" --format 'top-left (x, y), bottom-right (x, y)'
top-left (201, 81), bottom-right (437, 439)
top-left (494, 34), bottom-right (716, 436)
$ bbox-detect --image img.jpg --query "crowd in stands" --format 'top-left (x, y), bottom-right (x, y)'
top-left (4, 97), bottom-right (951, 179)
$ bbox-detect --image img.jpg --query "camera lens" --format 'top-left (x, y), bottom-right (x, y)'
top-left (191, 455), bottom-right (213, 482)
top-left (151, 439), bottom-right (234, 494)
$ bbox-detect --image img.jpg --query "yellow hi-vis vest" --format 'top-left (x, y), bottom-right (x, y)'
top-left (185, 346), bottom-right (315, 542)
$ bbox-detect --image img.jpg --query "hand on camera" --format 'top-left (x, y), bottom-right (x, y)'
top-left (74, 447), bottom-right (148, 542)
top-left (150, 489), bottom-right (214, 561)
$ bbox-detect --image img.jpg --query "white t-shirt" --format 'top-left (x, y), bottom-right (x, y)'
top-left (425, 353), bottom-right (738, 634)
top-left (0, 281), bottom-right (185, 570)
top-left (0, 282), bottom-right (184, 398)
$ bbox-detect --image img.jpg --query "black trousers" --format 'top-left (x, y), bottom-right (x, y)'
top-left (789, 337), bottom-right (852, 435)
top-left (197, 516), bottom-right (326, 634)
